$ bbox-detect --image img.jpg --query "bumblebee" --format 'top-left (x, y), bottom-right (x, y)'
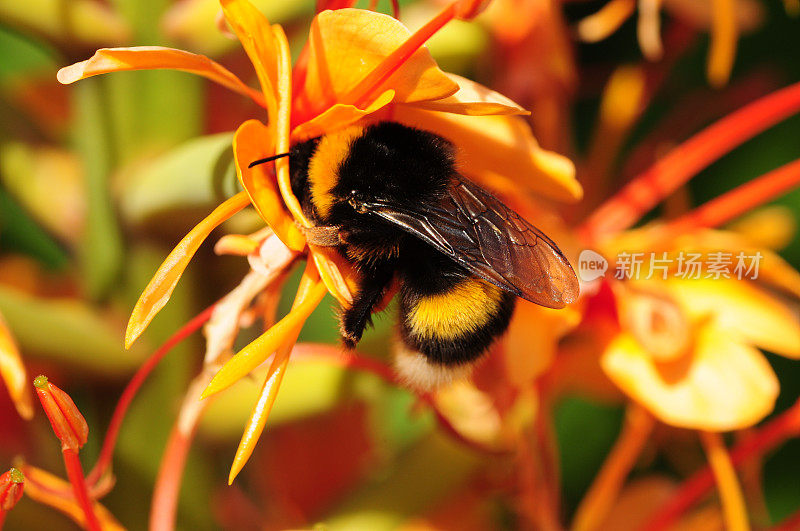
top-left (251, 122), bottom-right (579, 390)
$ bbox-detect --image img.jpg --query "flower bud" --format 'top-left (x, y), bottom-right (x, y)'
top-left (0, 468), bottom-right (24, 510)
top-left (34, 376), bottom-right (89, 451)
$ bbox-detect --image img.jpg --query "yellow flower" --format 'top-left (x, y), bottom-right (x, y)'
top-left (58, 0), bottom-right (580, 481)
top-left (0, 312), bottom-right (32, 420)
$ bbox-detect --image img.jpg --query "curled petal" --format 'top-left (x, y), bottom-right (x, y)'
top-left (301, 9), bottom-right (458, 116)
top-left (291, 90), bottom-right (395, 142)
top-left (0, 313), bottom-right (32, 419)
top-left (665, 278), bottom-right (800, 359)
top-left (20, 465), bottom-right (124, 531)
top-left (602, 327), bottom-right (779, 430)
top-left (126, 192), bottom-right (251, 348)
top-left (201, 280), bottom-right (327, 399)
top-left (232, 120), bottom-right (305, 250)
top-left (396, 107), bottom-right (581, 202)
top-left (220, 0), bottom-right (280, 119)
top-left (57, 47), bottom-right (265, 107)
top-left (410, 74), bottom-right (528, 116)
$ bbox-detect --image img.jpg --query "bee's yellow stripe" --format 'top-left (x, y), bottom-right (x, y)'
top-left (408, 278), bottom-right (504, 340)
top-left (308, 125), bottom-right (365, 219)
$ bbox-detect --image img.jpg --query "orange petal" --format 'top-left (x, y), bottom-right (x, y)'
top-left (301, 8), bottom-right (458, 116)
top-left (0, 313), bottom-right (32, 419)
top-left (410, 74), bottom-right (529, 116)
top-left (21, 465), bottom-right (124, 531)
top-left (707, 0), bottom-right (737, 88)
top-left (272, 24), bottom-right (313, 229)
top-left (396, 107), bottom-right (581, 202)
top-left (57, 47), bottom-right (265, 107)
top-left (602, 326), bottom-right (779, 430)
top-left (201, 280), bottom-right (327, 399)
top-left (290, 90), bottom-right (395, 142)
top-left (309, 246), bottom-right (356, 306)
top-left (504, 301), bottom-right (580, 388)
top-left (125, 192), bottom-right (251, 348)
top-left (220, 0), bottom-right (279, 119)
top-left (232, 120), bottom-right (306, 250)
top-left (664, 277), bottom-right (800, 359)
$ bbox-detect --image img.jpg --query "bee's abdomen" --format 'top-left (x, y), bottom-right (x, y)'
top-left (399, 276), bottom-right (515, 366)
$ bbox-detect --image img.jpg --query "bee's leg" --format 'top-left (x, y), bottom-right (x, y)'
top-left (341, 268), bottom-right (393, 348)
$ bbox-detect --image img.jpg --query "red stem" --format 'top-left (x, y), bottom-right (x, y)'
top-left (580, 81), bottom-right (800, 242)
top-left (149, 424), bottom-right (194, 531)
top-left (63, 449), bottom-right (101, 531)
top-left (86, 304), bottom-right (215, 486)
top-left (640, 399), bottom-right (800, 530)
top-left (664, 157), bottom-right (800, 235)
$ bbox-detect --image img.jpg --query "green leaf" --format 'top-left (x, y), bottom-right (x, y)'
top-left (120, 132), bottom-right (238, 224)
top-left (0, 285), bottom-right (148, 374)
top-left (555, 396), bottom-right (624, 514)
top-left (0, 26), bottom-right (55, 83)
top-left (0, 186), bottom-right (68, 269)
top-left (73, 79), bottom-right (125, 300)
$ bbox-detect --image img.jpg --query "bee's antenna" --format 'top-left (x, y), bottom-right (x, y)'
top-left (248, 152), bottom-right (291, 168)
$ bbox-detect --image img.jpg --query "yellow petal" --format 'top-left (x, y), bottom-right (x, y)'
top-left (602, 327), bottom-right (779, 430)
top-left (57, 47), bottom-right (265, 107)
top-left (228, 263), bottom-right (324, 483)
top-left (290, 90), bottom-right (395, 142)
top-left (20, 465), bottom-right (125, 531)
top-left (125, 192), bottom-right (251, 348)
top-left (433, 380), bottom-right (506, 449)
top-left (228, 347), bottom-right (291, 484)
top-left (201, 280), bottom-right (327, 399)
top-left (220, 0), bottom-right (279, 120)
top-left (300, 8), bottom-right (458, 116)
top-left (0, 313), bottom-right (32, 419)
top-left (665, 277), bottom-right (800, 358)
top-left (232, 120), bottom-right (305, 251)
top-left (396, 107), bottom-right (581, 202)
top-left (728, 205), bottom-right (796, 251)
top-left (576, 0), bottom-right (636, 43)
top-left (410, 74), bottom-right (528, 116)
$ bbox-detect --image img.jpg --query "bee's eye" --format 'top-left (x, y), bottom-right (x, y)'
top-left (347, 191), bottom-right (367, 214)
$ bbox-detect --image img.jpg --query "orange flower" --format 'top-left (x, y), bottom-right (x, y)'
top-left (575, 0), bottom-right (764, 86)
top-left (58, 0), bottom-right (580, 480)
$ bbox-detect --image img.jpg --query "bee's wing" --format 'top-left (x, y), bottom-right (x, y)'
top-left (368, 174), bottom-right (579, 308)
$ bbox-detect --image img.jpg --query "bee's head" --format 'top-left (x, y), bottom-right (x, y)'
top-left (329, 122), bottom-right (456, 218)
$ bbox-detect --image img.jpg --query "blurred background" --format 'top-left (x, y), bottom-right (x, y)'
top-left (1, 0), bottom-right (799, 529)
